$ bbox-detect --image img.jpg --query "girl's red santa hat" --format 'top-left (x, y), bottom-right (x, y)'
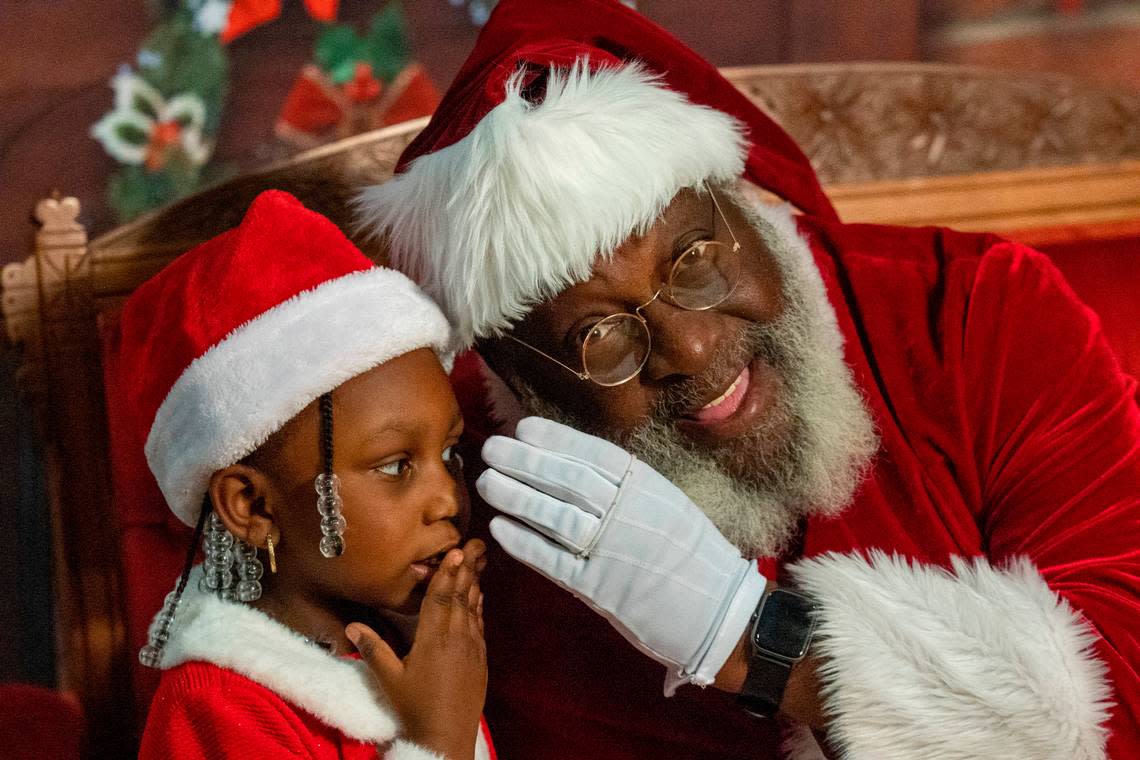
top-left (354, 0), bottom-right (835, 349)
top-left (118, 190), bottom-right (453, 526)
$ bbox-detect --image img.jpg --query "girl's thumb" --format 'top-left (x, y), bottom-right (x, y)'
top-left (346, 623), bottom-right (401, 687)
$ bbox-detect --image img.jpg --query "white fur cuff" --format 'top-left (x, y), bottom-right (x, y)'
top-left (384, 740), bottom-right (446, 760)
top-left (788, 552), bottom-right (1112, 760)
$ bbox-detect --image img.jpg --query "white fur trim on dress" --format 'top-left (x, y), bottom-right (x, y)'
top-left (385, 740), bottom-right (446, 760)
top-left (158, 566), bottom-right (398, 743)
top-left (354, 61), bottom-right (748, 348)
top-left (155, 568), bottom-right (492, 758)
top-left (788, 551), bottom-right (1112, 760)
top-left (145, 267), bottom-right (455, 526)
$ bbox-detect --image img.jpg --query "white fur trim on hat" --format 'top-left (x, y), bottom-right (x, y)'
top-left (355, 60), bottom-right (748, 348)
top-left (145, 267), bottom-right (455, 526)
top-left (789, 551), bottom-right (1113, 760)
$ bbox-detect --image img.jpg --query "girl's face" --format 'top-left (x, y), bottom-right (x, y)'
top-left (263, 347), bottom-right (469, 615)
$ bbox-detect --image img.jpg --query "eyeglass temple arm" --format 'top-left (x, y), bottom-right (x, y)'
top-left (705, 180), bottom-right (742, 253)
top-left (505, 334), bottom-right (590, 381)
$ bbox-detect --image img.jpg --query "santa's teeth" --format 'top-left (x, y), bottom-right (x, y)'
top-left (702, 375), bottom-right (741, 409)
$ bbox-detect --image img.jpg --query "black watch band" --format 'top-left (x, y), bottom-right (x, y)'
top-left (737, 588), bottom-right (816, 719)
top-left (737, 651), bottom-right (793, 718)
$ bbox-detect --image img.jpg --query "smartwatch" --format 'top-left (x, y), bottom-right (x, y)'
top-left (737, 587), bottom-right (817, 719)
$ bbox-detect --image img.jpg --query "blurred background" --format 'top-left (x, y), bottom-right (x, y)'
top-left (1, 0), bottom-right (1138, 740)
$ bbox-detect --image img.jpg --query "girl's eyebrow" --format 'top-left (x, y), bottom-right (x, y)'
top-left (364, 410), bottom-right (463, 441)
top-left (362, 420), bottom-right (414, 441)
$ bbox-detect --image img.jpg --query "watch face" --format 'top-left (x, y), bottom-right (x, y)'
top-left (753, 590), bottom-right (815, 660)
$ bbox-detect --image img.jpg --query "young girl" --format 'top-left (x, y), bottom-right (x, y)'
top-left (122, 190), bottom-right (495, 759)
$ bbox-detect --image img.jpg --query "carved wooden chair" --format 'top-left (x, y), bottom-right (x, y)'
top-left (3, 63), bottom-right (1139, 758)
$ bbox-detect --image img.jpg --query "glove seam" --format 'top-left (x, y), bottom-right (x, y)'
top-left (577, 452), bottom-right (637, 558)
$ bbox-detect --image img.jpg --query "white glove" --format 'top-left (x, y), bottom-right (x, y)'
top-left (477, 417), bottom-right (767, 695)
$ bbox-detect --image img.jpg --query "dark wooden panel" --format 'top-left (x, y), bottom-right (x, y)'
top-left (643, 0), bottom-right (789, 64)
top-left (789, 0), bottom-right (920, 61)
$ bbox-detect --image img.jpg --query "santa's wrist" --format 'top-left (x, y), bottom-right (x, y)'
top-left (664, 560), bottom-right (768, 696)
top-left (712, 579), bottom-right (777, 694)
top-left (698, 562), bottom-right (769, 681)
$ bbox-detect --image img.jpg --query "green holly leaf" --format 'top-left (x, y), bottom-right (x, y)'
top-left (366, 3), bottom-right (409, 83)
top-left (115, 121), bottom-right (150, 146)
top-left (316, 24), bottom-right (366, 84)
top-left (138, 14), bottom-right (228, 131)
top-left (108, 166), bottom-right (174, 222)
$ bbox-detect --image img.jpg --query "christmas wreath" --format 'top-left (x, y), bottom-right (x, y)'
top-left (91, 0), bottom-right (437, 222)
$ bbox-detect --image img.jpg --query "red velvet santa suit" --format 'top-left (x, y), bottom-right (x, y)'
top-left (355, 1), bottom-right (1140, 757)
top-left (452, 211), bottom-right (1140, 759)
top-left (140, 568), bottom-right (497, 760)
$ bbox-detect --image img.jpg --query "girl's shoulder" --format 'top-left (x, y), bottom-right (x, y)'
top-left (140, 661), bottom-right (377, 759)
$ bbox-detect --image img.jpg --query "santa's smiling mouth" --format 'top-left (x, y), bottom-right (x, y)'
top-left (676, 357), bottom-right (779, 442)
top-left (687, 364), bottom-right (751, 423)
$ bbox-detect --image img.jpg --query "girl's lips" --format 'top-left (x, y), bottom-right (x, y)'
top-left (410, 546), bottom-right (452, 582)
top-left (410, 562), bottom-right (437, 582)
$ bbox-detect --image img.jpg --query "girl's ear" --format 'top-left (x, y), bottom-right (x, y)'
top-left (208, 464), bottom-right (277, 548)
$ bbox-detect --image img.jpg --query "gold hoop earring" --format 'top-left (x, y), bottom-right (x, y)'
top-left (266, 534), bottom-right (278, 574)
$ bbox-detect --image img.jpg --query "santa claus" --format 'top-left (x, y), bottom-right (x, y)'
top-left (354, 0), bottom-right (1140, 757)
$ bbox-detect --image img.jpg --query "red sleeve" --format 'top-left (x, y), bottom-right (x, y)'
top-left (139, 665), bottom-right (325, 759)
top-left (966, 242), bottom-right (1140, 753)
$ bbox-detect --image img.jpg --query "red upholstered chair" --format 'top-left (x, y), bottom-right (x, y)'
top-left (2, 63), bottom-right (1138, 758)
top-left (0, 683), bottom-right (85, 760)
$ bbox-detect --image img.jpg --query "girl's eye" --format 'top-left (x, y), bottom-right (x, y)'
top-left (376, 459), bottom-right (411, 477)
top-left (442, 446), bottom-right (453, 462)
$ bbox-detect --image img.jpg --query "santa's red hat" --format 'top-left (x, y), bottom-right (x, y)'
top-left (354, 0), bottom-right (834, 349)
top-left (119, 190), bottom-right (453, 526)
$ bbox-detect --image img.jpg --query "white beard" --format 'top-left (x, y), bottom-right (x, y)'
top-left (485, 188), bottom-right (878, 558)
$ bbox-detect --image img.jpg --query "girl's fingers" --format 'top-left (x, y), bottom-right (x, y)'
top-left (346, 622), bottom-right (402, 692)
top-left (420, 549), bottom-right (463, 633)
top-left (466, 572), bottom-right (481, 612)
top-left (462, 538), bottom-right (487, 564)
top-left (452, 554), bottom-right (478, 630)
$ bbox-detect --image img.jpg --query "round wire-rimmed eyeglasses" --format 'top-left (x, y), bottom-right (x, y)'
top-left (508, 182), bottom-right (743, 387)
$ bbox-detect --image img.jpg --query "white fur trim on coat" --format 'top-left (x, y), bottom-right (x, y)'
top-left (354, 61), bottom-right (748, 348)
top-left (145, 267), bottom-right (454, 526)
top-left (156, 568), bottom-right (492, 758)
top-left (788, 552), bottom-right (1112, 760)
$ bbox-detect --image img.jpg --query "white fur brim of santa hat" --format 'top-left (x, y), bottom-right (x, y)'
top-left (145, 268), bottom-right (454, 526)
top-left (354, 61), bottom-right (748, 349)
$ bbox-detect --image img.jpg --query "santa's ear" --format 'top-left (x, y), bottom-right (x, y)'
top-left (208, 464), bottom-right (277, 547)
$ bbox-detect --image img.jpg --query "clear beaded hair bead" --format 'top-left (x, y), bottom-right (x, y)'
top-left (199, 512), bottom-right (263, 602)
top-left (139, 589), bottom-right (182, 667)
top-left (315, 392), bottom-right (346, 558)
top-left (235, 538), bottom-right (264, 602)
top-left (200, 513), bottom-right (236, 600)
top-left (315, 472), bottom-right (346, 558)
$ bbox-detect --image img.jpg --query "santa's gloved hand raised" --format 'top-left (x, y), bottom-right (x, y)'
top-left (478, 416), bottom-right (768, 695)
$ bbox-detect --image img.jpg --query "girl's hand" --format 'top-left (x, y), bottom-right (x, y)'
top-left (348, 539), bottom-right (487, 760)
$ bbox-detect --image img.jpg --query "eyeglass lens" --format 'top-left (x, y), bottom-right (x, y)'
top-left (582, 314), bottom-right (652, 386)
top-left (667, 240), bottom-right (740, 310)
top-left (581, 239), bottom-right (739, 385)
